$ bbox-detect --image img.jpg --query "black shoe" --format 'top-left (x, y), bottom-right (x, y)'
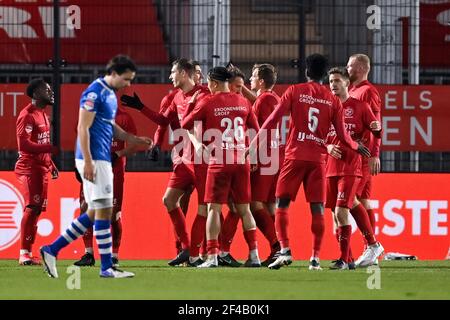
top-left (74, 252), bottom-right (95, 267)
top-left (112, 256), bottom-right (119, 267)
top-left (218, 253), bottom-right (242, 267)
top-left (348, 260), bottom-right (356, 270)
top-left (261, 251), bottom-right (280, 267)
top-left (329, 259), bottom-right (349, 270)
top-left (243, 259), bottom-right (261, 268)
top-left (168, 249), bottom-right (190, 266)
top-left (188, 258), bottom-right (204, 267)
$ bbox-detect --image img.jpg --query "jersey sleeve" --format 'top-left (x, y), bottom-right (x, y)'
top-left (180, 99), bottom-right (207, 130)
top-left (246, 102), bottom-right (260, 132)
top-left (80, 90), bottom-right (102, 113)
top-left (250, 86), bottom-right (293, 148)
top-left (123, 113), bottom-right (138, 136)
top-left (362, 101), bottom-right (381, 156)
top-left (16, 113), bottom-right (52, 154)
top-left (363, 90), bottom-right (382, 157)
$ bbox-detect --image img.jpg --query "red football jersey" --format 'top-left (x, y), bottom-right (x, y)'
top-left (181, 92), bottom-right (259, 165)
top-left (256, 82), bottom-right (358, 164)
top-left (253, 91), bottom-right (281, 164)
top-left (111, 106), bottom-right (137, 170)
top-left (153, 88), bottom-right (179, 146)
top-left (326, 97), bottom-right (379, 177)
top-left (349, 80), bottom-right (381, 159)
top-left (15, 103), bottom-right (53, 175)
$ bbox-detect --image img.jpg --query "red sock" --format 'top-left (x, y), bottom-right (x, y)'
top-left (83, 227), bottom-right (94, 249)
top-left (253, 208), bottom-right (277, 246)
top-left (20, 207), bottom-right (40, 252)
top-left (190, 215), bottom-right (206, 257)
top-left (243, 229), bottom-right (257, 251)
top-left (335, 227), bottom-right (340, 244)
top-left (336, 227), bottom-right (353, 261)
top-left (200, 232), bottom-right (207, 256)
top-left (275, 208), bottom-right (289, 249)
top-left (206, 239), bottom-right (219, 255)
top-left (111, 217), bottom-right (122, 254)
top-left (338, 225), bottom-right (352, 263)
top-left (311, 214), bottom-right (325, 257)
top-left (220, 210), bottom-right (240, 252)
top-left (168, 207), bottom-right (190, 250)
top-left (366, 208), bottom-right (376, 233)
top-left (350, 204), bottom-right (376, 245)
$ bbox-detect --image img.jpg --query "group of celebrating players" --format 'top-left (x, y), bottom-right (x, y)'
top-left (15, 52), bottom-right (384, 278)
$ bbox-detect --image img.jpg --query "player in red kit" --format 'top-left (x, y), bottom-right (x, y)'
top-left (326, 67), bottom-right (384, 269)
top-left (146, 61), bottom-right (204, 256)
top-left (15, 79), bottom-right (59, 265)
top-left (248, 63), bottom-right (282, 266)
top-left (121, 59), bottom-right (210, 266)
top-left (346, 54), bottom-right (383, 266)
top-left (74, 106), bottom-right (139, 267)
top-left (248, 54), bottom-right (370, 270)
top-left (181, 66), bottom-right (261, 268)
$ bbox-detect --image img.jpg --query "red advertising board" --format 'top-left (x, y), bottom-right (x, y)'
top-left (1, 84), bottom-right (450, 152)
top-left (0, 0), bottom-right (168, 64)
top-left (0, 172), bottom-right (448, 260)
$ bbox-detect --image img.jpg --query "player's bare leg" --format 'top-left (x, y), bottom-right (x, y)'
top-left (235, 203), bottom-right (261, 267)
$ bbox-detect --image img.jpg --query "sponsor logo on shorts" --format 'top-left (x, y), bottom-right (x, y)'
top-left (105, 184), bottom-right (112, 194)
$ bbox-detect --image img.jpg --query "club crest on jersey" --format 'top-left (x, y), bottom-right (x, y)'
top-left (25, 124), bottom-right (33, 134)
top-left (344, 108), bottom-right (354, 118)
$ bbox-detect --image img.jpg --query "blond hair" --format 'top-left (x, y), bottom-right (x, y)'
top-left (350, 54), bottom-right (371, 71)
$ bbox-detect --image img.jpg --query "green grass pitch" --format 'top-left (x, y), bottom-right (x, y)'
top-left (1, 260), bottom-right (449, 299)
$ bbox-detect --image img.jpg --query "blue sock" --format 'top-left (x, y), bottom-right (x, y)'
top-left (94, 219), bottom-right (112, 271)
top-left (49, 213), bottom-right (93, 256)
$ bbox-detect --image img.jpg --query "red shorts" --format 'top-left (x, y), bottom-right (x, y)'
top-left (275, 159), bottom-right (326, 203)
top-left (113, 170), bottom-right (124, 212)
top-left (356, 173), bottom-right (372, 199)
top-left (205, 163), bottom-right (251, 204)
top-left (16, 172), bottom-right (48, 211)
top-left (194, 164), bottom-right (208, 205)
top-left (167, 162), bottom-right (195, 191)
top-left (251, 167), bottom-right (278, 203)
top-left (326, 176), bottom-right (361, 209)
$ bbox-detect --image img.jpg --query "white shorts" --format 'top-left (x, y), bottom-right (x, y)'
top-left (75, 159), bottom-right (114, 203)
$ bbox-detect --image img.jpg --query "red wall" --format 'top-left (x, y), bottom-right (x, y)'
top-left (0, 172), bottom-right (448, 260)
